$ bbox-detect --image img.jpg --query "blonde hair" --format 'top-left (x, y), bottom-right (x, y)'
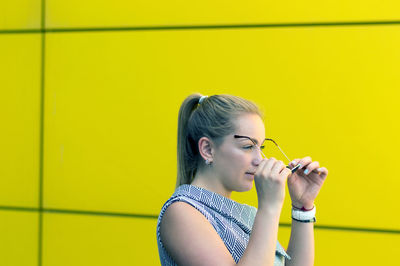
top-left (176, 93), bottom-right (263, 188)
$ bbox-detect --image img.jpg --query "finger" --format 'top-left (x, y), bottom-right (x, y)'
top-left (289, 159), bottom-right (300, 167)
top-left (262, 157), bottom-right (278, 177)
top-left (271, 160), bottom-right (285, 177)
top-left (316, 166), bottom-right (329, 178)
top-left (262, 157), bottom-right (276, 172)
top-left (288, 158), bottom-right (302, 173)
top-left (297, 156), bottom-right (312, 170)
top-left (255, 157), bottom-right (276, 177)
top-left (274, 161), bottom-right (290, 184)
top-left (286, 159), bottom-right (301, 174)
top-left (254, 158), bottom-right (269, 176)
top-left (280, 167), bottom-right (292, 180)
top-left (303, 161), bottom-right (320, 175)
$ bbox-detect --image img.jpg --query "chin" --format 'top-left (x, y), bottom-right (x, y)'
top-left (236, 181), bottom-right (254, 192)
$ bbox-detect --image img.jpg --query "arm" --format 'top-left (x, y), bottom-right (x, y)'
top-left (238, 206), bottom-right (282, 266)
top-left (285, 219), bottom-right (314, 266)
top-left (160, 202), bottom-right (235, 266)
top-left (285, 157), bottom-right (329, 266)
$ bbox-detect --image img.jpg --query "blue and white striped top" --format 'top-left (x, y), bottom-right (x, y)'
top-left (156, 184), bottom-right (291, 265)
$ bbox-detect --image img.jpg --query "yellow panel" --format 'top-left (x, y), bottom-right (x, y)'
top-left (278, 226), bottom-right (399, 266)
top-left (0, 34), bottom-right (41, 207)
top-left (44, 26), bottom-right (400, 231)
top-left (42, 213), bottom-right (158, 266)
top-left (45, 0), bottom-right (400, 28)
top-left (0, 210), bottom-right (38, 266)
top-left (0, 0), bottom-right (41, 30)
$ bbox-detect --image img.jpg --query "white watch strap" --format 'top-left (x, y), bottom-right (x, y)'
top-left (292, 205), bottom-right (316, 221)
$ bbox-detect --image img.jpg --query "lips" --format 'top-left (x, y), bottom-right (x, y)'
top-left (245, 172), bottom-right (255, 175)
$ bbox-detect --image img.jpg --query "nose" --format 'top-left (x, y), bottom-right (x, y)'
top-left (252, 147), bottom-right (264, 166)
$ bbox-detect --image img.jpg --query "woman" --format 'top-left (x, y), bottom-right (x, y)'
top-left (156, 94), bottom-right (328, 266)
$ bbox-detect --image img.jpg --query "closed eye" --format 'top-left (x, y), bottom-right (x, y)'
top-left (243, 145), bottom-right (265, 150)
top-left (243, 146), bottom-right (254, 149)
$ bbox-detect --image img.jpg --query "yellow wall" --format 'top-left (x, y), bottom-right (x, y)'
top-left (1, 0), bottom-right (400, 265)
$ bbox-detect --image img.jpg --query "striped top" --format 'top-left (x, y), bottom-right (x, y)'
top-left (157, 184), bottom-right (291, 265)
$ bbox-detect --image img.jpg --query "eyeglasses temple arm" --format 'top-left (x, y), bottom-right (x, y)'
top-left (265, 138), bottom-right (300, 173)
top-left (265, 138), bottom-right (291, 163)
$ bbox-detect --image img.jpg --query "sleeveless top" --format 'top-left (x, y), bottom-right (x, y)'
top-left (156, 184), bottom-right (291, 265)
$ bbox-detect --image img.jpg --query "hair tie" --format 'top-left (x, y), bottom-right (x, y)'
top-left (198, 95), bottom-right (208, 104)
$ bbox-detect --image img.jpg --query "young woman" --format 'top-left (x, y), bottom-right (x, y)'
top-left (156, 94), bottom-right (328, 266)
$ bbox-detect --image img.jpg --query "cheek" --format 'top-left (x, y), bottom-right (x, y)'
top-left (225, 149), bottom-right (249, 169)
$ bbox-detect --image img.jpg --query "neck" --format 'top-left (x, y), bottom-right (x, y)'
top-left (190, 168), bottom-right (232, 199)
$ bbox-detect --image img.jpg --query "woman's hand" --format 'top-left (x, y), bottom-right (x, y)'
top-left (287, 156), bottom-right (328, 209)
top-left (254, 158), bottom-right (292, 212)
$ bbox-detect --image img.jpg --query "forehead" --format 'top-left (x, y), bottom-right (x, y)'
top-left (232, 113), bottom-right (265, 142)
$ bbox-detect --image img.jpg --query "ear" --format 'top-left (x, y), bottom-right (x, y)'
top-left (198, 137), bottom-right (214, 163)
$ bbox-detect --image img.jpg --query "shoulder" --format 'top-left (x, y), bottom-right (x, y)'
top-left (161, 201), bottom-right (205, 229)
top-left (159, 201), bottom-right (235, 266)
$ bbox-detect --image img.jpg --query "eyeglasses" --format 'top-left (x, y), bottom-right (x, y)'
top-left (233, 135), bottom-right (300, 173)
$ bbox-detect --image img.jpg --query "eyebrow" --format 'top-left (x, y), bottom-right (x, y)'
top-left (233, 135), bottom-right (264, 145)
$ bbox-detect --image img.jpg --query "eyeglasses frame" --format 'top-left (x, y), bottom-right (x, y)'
top-left (233, 134), bottom-right (300, 173)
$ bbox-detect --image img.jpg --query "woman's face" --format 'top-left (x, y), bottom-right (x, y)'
top-left (212, 113), bottom-right (265, 193)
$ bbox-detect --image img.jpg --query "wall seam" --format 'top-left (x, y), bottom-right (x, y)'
top-left (38, 0), bottom-right (46, 265)
top-left (1, 20), bottom-right (400, 35)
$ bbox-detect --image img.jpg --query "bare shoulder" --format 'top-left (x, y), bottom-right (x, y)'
top-left (160, 201), bottom-right (235, 266)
